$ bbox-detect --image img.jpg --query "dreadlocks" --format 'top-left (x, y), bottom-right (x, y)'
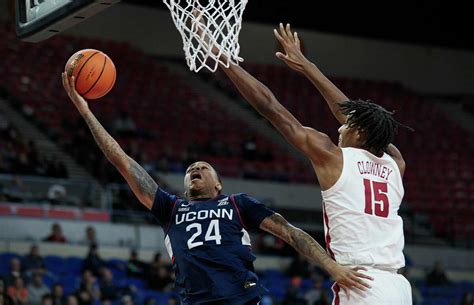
top-left (338, 99), bottom-right (413, 156)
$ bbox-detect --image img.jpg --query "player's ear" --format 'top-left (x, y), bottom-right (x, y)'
top-left (215, 182), bottom-right (222, 193)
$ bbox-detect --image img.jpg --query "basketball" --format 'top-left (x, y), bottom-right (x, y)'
top-left (65, 49), bottom-right (116, 100)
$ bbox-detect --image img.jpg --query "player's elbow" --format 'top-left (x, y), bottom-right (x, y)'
top-left (112, 158), bottom-right (129, 173)
top-left (254, 85), bottom-right (278, 115)
top-left (113, 156), bottom-right (133, 176)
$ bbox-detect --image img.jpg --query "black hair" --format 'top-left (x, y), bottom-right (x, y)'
top-left (339, 99), bottom-right (413, 155)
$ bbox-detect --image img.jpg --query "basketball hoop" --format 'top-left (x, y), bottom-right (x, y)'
top-left (163, 0), bottom-right (248, 72)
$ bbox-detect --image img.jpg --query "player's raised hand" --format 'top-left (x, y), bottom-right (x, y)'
top-left (274, 23), bottom-right (310, 73)
top-left (192, 10), bottom-right (220, 56)
top-left (62, 72), bottom-right (89, 114)
top-left (328, 264), bottom-right (373, 298)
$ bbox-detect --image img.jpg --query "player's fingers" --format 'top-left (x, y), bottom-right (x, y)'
top-left (286, 23), bottom-right (293, 40)
top-left (70, 76), bottom-right (78, 94)
top-left (273, 29), bottom-right (284, 44)
top-left (340, 284), bottom-right (350, 300)
top-left (275, 52), bottom-right (285, 59)
top-left (192, 9), bottom-right (201, 18)
top-left (355, 281), bottom-right (369, 291)
top-left (355, 272), bottom-right (374, 281)
top-left (61, 73), bottom-right (67, 89)
top-left (62, 73), bottom-right (72, 94)
top-left (353, 276), bottom-right (372, 289)
top-left (275, 52), bottom-right (290, 62)
top-left (353, 266), bottom-right (368, 272)
top-left (294, 32), bottom-right (301, 47)
top-left (351, 275), bottom-right (371, 290)
top-left (279, 23), bottom-right (288, 39)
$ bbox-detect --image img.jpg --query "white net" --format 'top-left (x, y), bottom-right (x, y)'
top-left (163, 0), bottom-right (248, 72)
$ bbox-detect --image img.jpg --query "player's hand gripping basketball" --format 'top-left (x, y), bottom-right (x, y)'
top-left (62, 73), bottom-right (89, 114)
top-left (274, 23), bottom-right (310, 73)
top-left (327, 262), bottom-right (373, 298)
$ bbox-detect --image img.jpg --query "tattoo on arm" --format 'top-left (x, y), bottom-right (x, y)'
top-left (81, 111), bottom-right (157, 208)
top-left (261, 214), bottom-right (333, 268)
top-left (128, 159), bottom-right (158, 206)
top-left (82, 111), bottom-right (128, 168)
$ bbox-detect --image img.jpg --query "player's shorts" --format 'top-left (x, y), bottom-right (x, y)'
top-left (331, 267), bottom-right (412, 305)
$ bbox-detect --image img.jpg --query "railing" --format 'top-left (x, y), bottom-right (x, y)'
top-left (0, 173), bottom-right (99, 207)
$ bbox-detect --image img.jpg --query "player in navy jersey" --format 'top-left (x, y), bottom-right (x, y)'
top-left (62, 73), bottom-right (372, 304)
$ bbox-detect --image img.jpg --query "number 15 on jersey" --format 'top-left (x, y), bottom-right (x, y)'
top-left (364, 179), bottom-right (389, 218)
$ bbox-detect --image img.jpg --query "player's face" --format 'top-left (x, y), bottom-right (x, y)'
top-left (338, 123), bottom-right (361, 148)
top-left (184, 161), bottom-right (222, 198)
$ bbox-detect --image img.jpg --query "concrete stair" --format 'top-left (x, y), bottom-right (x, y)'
top-left (0, 98), bottom-right (104, 206)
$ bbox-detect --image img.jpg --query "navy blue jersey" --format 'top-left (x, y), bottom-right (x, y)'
top-left (151, 189), bottom-right (274, 305)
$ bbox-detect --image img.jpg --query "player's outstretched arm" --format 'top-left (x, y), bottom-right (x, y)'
top-left (260, 213), bottom-right (373, 295)
top-left (221, 60), bottom-right (337, 163)
top-left (275, 24), bottom-right (406, 170)
top-left (274, 23), bottom-right (348, 125)
top-left (195, 12), bottom-right (337, 162)
top-left (62, 73), bottom-right (157, 209)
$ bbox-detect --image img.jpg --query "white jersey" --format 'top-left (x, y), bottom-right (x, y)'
top-left (321, 147), bottom-right (405, 270)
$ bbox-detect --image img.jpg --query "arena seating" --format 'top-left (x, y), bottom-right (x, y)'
top-left (0, 113), bottom-right (68, 178)
top-left (1, 250), bottom-right (473, 305)
top-left (0, 25), bottom-right (314, 184)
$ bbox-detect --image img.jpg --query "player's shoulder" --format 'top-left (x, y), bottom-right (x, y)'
top-left (385, 144), bottom-right (405, 176)
top-left (229, 193), bottom-right (260, 204)
top-left (229, 192), bottom-right (253, 199)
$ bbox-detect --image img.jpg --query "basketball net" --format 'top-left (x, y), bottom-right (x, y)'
top-left (163, 0), bottom-right (248, 72)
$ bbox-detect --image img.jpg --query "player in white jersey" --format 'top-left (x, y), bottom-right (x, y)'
top-left (217, 23), bottom-right (413, 304)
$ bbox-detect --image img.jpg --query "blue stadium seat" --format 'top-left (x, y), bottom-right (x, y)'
top-left (300, 279), bottom-right (314, 293)
top-left (126, 278), bottom-right (146, 290)
top-left (110, 267), bottom-right (127, 281)
top-left (43, 272), bottom-right (57, 288)
top-left (59, 274), bottom-right (79, 293)
top-left (0, 252), bottom-right (22, 265)
top-left (421, 286), bottom-right (462, 299)
top-left (326, 288), bottom-right (334, 300)
top-left (322, 280), bottom-right (334, 290)
top-left (107, 258), bottom-right (127, 270)
top-left (160, 292), bottom-right (178, 305)
top-left (423, 297), bottom-right (451, 305)
top-left (44, 255), bottom-right (65, 274)
top-left (458, 280), bottom-right (474, 293)
top-left (0, 261), bottom-right (9, 276)
top-left (262, 269), bottom-right (284, 279)
top-left (64, 257), bottom-right (83, 275)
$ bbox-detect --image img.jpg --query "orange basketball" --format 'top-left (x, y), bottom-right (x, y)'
top-left (65, 49), bottom-right (116, 100)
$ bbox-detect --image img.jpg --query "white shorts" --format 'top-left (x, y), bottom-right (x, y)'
top-left (331, 267), bottom-right (412, 305)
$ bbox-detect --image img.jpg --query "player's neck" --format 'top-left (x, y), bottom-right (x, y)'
top-left (188, 193), bottom-right (218, 201)
top-left (349, 145), bottom-right (384, 157)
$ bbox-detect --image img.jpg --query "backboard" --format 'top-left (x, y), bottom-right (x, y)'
top-left (16, 0), bottom-right (120, 43)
